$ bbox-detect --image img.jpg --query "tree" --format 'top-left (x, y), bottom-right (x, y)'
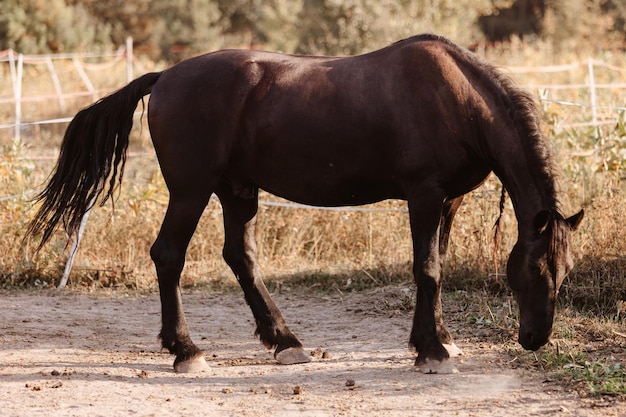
top-left (294, 0), bottom-right (493, 56)
top-left (2, 0), bottom-right (623, 58)
top-left (67, 0), bottom-right (222, 60)
top-left (477, 0), bottom-right (626, 49)
top-left (0, 0), bottom-right (111, 53)
top-left (478, 0), bottom-right (546, 42)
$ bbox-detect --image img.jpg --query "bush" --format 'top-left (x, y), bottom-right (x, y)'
top-left (2, 1), bottom-right (624, 59)
top-left (0, 0), bottom-right (112, 53)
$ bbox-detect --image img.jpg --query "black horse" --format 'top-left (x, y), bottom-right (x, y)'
top-left (27, 34), bottom-right (583, 374)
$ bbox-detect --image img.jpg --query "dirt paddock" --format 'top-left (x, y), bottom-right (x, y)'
top-left (1, 289), bottom-right (623, 416)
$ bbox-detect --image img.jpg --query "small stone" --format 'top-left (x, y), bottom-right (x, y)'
top-left (293, 385), bottom-right (303, 395)
top-left (221, 387), bottom-right (233, 394)
top-left (51, 370), bottom-right (60, 376)
top-left (310, 347), bottom-right (323, 358)
top-left (345, 379), bottom-right (356, 387)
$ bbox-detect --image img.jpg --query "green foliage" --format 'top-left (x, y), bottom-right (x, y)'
top-left (72, 0), bottom-right (222, 60)
top-left (1, 1), bottom-right (624, 59)
top-left (543, 0), bottom-right (626, 50)
top-left (211, 0), bottom-right (303, 53)
top-left (294, 0), bottom-right (493, 55)
top-left (0, 0), bottom-right (112, 53)
top-left (537, 351), bottom-right (626, 396)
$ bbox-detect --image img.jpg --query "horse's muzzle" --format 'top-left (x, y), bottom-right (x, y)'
top-left (518, 329), bottom-right (551, 351)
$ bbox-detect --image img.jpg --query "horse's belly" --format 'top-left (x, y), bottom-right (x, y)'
top-left (250, 167), bottom-right (403, 207)
top-left (253, 162), bottom-right (398, 205)
top-left (232, 131), bottom-right (400, 205)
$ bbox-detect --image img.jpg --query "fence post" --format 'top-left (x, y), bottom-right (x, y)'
top-left (72, 58), bottom-right (98, 101)
top-left (45, 56), bottom-right (67, 113)
top-left (126, 36), bottom-right (133, 83)
top-left (11, 52), bottom-right (23, 145)
top-left (587, 57), bottom-right (598, 128)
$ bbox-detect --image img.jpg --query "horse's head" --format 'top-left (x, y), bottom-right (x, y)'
top-left (506, 209), bottom-right (584, 351)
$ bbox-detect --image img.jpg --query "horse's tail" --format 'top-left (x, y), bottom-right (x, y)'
top-left (26, 71), bottom-right (163, 250)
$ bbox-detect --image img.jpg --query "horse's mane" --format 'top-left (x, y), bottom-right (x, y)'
top-left (479, 57), bottom-right (560, 210)
top-left (402, 34), bottom-right (561, 212)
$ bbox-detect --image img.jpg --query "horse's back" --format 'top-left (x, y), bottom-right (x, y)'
top-left (147, 36), bottom-right (497, 205)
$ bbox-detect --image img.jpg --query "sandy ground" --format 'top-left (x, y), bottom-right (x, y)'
top-left (1, 289), bottom-right (623, 417)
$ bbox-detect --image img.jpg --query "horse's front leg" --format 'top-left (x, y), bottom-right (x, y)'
top-left (217, 184), bottom-right (310, 365)
top-left (150, 195), bottom-right (211, 373)
top-left (408, 192), bottom-right (458, 374)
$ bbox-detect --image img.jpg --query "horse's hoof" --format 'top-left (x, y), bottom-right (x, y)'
top-left (417, 358), bottom-right (459, 374)
top-left (174, 354), bottom-right (209, 373)
top-left (443, 343), bottom-right (464, 357)
top-left (275, 347), bottom-right (311, 365)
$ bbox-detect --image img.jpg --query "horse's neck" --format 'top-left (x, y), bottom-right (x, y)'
top-left (491, 140), bottom-right (558, 239)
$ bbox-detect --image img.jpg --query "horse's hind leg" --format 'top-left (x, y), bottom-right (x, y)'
top-left (216, 182), bottom-right (310, 365)
top-left (437, 196), bottom-right (464, 358)
top-left (150, 194), bottom-right (211, 373)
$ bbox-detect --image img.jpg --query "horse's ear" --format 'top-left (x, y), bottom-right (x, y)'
top-left (534, 210), bottom-right (551, 234)
top-left (566, 209), bottom-right (584, 231)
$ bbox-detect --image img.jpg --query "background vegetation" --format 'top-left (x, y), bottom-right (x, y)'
top-left (1, 0), bottom-right (625, 60)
